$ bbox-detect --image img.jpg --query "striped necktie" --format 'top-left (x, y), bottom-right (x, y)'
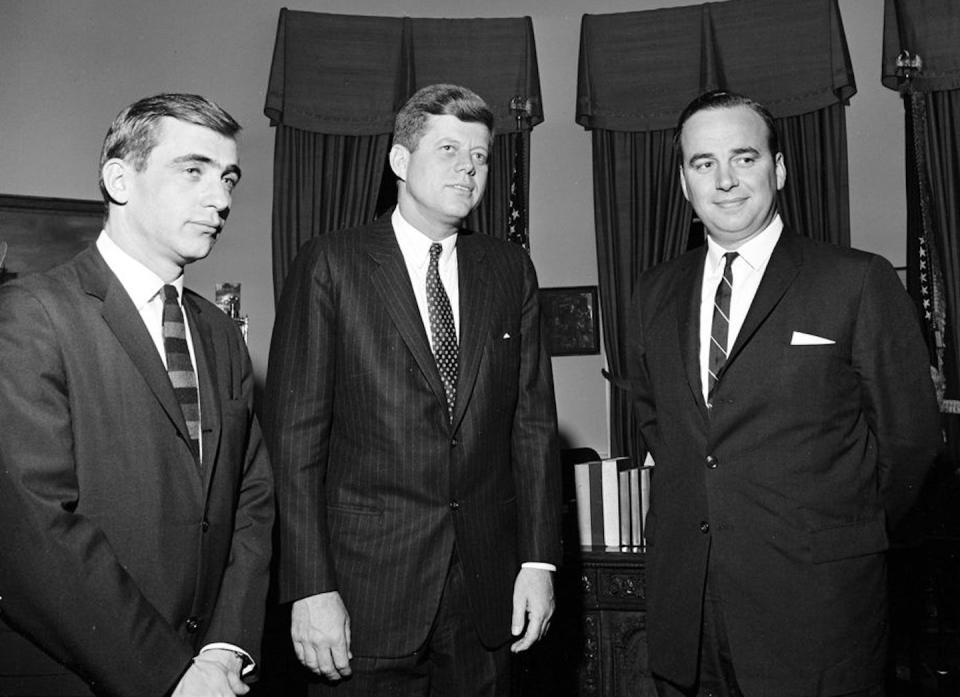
top-left (426, 243), bottom-right (458, 421)
top-left (708, 252), bottom-right (738, 399)
top-left (162, 285), bottom-right (201, 461)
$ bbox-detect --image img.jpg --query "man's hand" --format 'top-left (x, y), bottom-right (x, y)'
top-left (291, 591), bottom-right (352, 680)
top-left (509, 567), bottom-right (555, 653)
top-left (172, 650), bottom-right (248, 697)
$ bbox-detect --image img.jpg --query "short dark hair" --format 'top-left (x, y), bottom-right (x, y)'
top-left (98, 93), bottom-right (240, 203)
top-left (673, 90), bottom-right (779, 161)
top-left (393, 84), bottom-right (494, 151)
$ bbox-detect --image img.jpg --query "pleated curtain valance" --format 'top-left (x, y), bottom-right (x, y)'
top-left (264, 9), bottom-right (543, 135)
top-left (576, 0), bottom-right (856, 132)
top-left (882, 0), bottom-right (960, 93)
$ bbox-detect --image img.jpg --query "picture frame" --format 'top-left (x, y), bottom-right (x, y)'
top-left (0, 194), bottom-right (103, 284)
top-left (540, 285), bottom-right (601, 356)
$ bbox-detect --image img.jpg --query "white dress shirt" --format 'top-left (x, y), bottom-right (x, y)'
top-left (699, 215), bottom-right (783, 405)
top-left (392, 208), bottom-right (460, 347)
top-left (390, 210), bottom-right (555, 573)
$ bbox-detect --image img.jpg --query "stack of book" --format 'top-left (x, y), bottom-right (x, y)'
top-left (573, 453), bottom-right (653, 550)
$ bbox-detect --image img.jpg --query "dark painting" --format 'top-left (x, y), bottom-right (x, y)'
top-left (0, 195), bottom-right (103, 284)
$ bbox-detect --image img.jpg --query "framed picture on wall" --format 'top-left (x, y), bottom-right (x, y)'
top-left (0, 194), bottom-right (103, 284)
top-left (540, 285), bottom-right (601, 356)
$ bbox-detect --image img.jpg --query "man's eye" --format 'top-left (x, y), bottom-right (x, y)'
top-left (473, 152), bottom-right (488, 165)
top-left (694, 162), bottom-right (713, 172)
top-left (223, 177), bottom-right (238, 191)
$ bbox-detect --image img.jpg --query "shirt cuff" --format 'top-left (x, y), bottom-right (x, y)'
top-left (521, 561), bottom-right (557, 572)
top-left (199, 642), bottom-right (256, 677)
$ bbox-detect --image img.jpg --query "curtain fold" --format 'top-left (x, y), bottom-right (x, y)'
top-left (592, 129), bottom-right (692, 458)
top-left (265, 10), bottom-right (543, 300)
top-left (578, 0), bottom-right (856, 459)
top-left (270, 126), bottom-right (391, 300)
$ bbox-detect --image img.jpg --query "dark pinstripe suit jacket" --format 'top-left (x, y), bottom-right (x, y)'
top-left (264, 213), bottom-right (561, 656)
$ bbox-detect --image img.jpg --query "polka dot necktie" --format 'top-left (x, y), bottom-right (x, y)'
top-left (427, 243), bottom-right (458, 421)
top-left (162, 285), bottom-right (201, 462)
top-left (708, 251), bottom-right (738, 400)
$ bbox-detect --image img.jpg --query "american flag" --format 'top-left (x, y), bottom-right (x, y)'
top-left (506, 131), bottom-right (529, 250)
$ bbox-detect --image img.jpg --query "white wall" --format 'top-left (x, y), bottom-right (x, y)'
top-left (0, 0), bottom-right (902, 455)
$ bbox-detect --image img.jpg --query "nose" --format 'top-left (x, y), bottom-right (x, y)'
top-left (715, 163), bottom-right (738, 191)
top-left (205, 179), bottom-right (232, 214)
top-left (455, 150), bottom-right (476, 175)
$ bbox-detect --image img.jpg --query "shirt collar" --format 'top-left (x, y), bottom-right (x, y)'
top-left (705, 214), bottom-right (783, 273)
top-left (96, 231), bottom-right (184, 309)
top-left (392, 208), bottom-right (458, 270)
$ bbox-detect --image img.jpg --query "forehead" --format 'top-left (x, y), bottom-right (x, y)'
top-left (147, 117), bottom-right (238, 163)
top-left (420, 113), bottom-right (491, 145)
top-left (680, 105), bottom-right (770, 157)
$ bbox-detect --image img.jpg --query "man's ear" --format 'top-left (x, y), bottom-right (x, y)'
top-left (679, 166), bottom-right (690, 202)
top-left (388, 144), bottom-right (410, 181)
top-left (775, 152), bottom-right (787, 191)
top-left (101, 159), bottom-right (130, 205)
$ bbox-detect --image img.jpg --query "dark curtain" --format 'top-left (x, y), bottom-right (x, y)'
top-left (271, 127), bottom-right (391, 300)
top-left (776, 104), bottom-right (851, 246)
top-left (577, 0), bottom-right (856, 459)
top-left (264, 10), bottom-right (543, 300)
top-left (591, 129), bottom-right (692, 459)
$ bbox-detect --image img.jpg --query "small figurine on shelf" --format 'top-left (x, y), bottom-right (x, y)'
top-left (215, 281), bottom-right (248, 343)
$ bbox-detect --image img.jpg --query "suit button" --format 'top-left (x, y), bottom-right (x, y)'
top-left (705, 455), bottom-right (718, 469)
top-left (185, 616), bottom-right (201, 633)
top-left (449, 500), bottom-right (460, 510)
top-left (450, 437), bottom-right (458, 447)
top-left (201, 519), bottom-right (210, 532)
top-left (699, 521), bottom-right (710, 534)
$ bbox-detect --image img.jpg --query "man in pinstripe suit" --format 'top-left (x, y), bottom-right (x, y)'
top-left (264, 84), bottom-right (562, 696)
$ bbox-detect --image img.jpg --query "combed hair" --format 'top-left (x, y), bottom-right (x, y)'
top-left (393, 84), bottom-right (494, 151)
top-left (673, 90), bottom-right (780, 160)
top-left (98, 93), bottom-right (240, 204)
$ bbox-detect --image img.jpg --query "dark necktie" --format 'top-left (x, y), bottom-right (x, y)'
top-left (162, 285), bottom-right (201, 461)
top-left (708, 252), bottom-right (738, 399)
top-left (426, 243), bottom-right (458, 421)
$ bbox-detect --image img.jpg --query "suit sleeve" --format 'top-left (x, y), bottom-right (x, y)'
top-left (263, 242), bottom-right (339, 602)
top-left (853, 255), bottom-right (940, 529)
top-left (510, 253), bottom-right (562, 566)
top-left (0, 284), bottom-right (193, 697)
top-left (201, 323), bottom-right (274, 665)
top-left (622, 285), bottom-right (661, 458)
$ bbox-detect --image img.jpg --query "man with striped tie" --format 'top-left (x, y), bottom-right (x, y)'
top-left (0, 94), bottom-right (274, 697)
top-left (620, 90), bottom-right (939, 697)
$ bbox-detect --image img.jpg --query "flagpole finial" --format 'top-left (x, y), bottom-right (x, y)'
top-left (510, 96), bottom-right (531, 130)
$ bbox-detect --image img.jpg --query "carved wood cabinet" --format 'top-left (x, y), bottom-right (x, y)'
top-left (516, 548), bottom-right (656, 696)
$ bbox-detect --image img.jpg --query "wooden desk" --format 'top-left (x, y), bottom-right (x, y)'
top-left (516, 548), bottom-right (655, 696)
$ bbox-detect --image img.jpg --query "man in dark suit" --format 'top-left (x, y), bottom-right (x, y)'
top-left (263, 84), bottom-right (561, 696)
top-left (621, 90), bottom-right (940, 697)
top-left (0, 94), bottom-right (274, 697)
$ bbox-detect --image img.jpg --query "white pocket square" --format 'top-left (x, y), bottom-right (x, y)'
top-left (790, 331), bottom-right (835, 345)
top-left (502, 332), bottom-right (511, 340)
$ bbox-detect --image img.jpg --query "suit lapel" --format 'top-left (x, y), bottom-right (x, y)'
top-left (675, 249), bottom-right (710, 419)
top-left (364, 219), bottom-right (449, 411)
top-left (725, 230), bottom-right (802, 369)
top-left (452, 232), bottom-right (491, 430)
top-left (77, 248), bottom-right (193, 449)
top-left (183, 295), bottom-right (222, 486)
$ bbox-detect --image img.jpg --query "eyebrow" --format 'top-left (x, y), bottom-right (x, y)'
top-left (170, 154), bottom-right (242, 180)
top-left (686, 146), bottom-right (761, 166)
